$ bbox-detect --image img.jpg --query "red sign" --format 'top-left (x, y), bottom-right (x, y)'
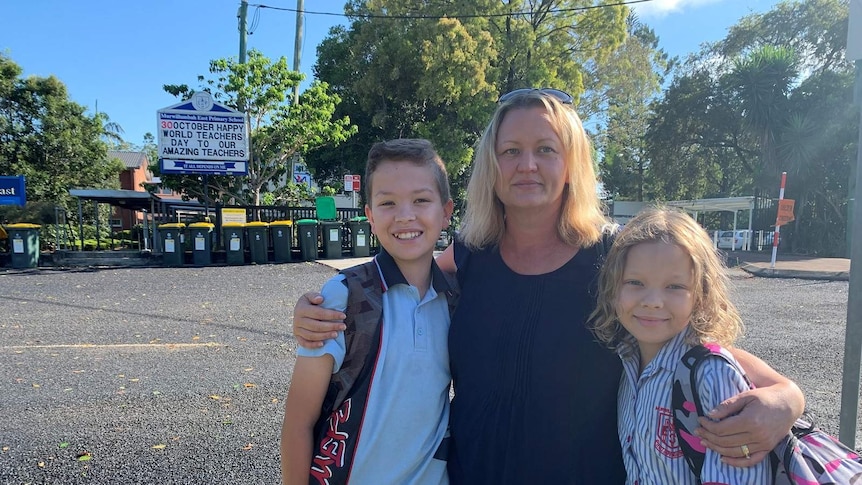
top-left (344, 174), bottom-right (361, 192)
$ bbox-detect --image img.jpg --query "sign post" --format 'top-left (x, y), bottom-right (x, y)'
top-left (770, 172), bottom-right (791, 269)
top-left (344, 174), bottom-right (361, 208)
top-left (839, 0), bottom-right (862, 447)
top-left (157, 91), bottom-right (250, 219)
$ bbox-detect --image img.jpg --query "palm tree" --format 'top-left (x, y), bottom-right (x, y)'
top-left (723, 45), bottom-right (798, 191)
top-left (95, 111), bottom-right (125, 146)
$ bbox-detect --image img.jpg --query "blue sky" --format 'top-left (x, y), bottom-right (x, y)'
top-left (3, 0), bottom-right (780, 147)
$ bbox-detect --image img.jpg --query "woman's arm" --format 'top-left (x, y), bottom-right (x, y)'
top-left (292, 293), bottom-right (346, 349)
top-left (697, 357), bottom-right (774, 483)
top-left (696, 347), bottom-right (804, 466)
top-left (292, 244), bottom-right (457, 349)
top-left (280, 355), bottom-right (334, 485)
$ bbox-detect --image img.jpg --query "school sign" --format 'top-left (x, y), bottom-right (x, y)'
top-left (157, 92), bottom-right (250, 175)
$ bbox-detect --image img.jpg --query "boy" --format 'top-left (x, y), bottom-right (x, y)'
top-left (280, 139), bottom-right (456, 485)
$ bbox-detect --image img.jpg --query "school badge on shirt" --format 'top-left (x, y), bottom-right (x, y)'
top-left (654, 406), bottom-right (683, 458)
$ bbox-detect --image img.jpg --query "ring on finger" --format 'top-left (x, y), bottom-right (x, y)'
top-left (740, 444), bottom-right (751, 459)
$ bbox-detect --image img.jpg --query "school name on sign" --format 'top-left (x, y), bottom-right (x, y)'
top-left (158, 112), bottom-right (247, 161)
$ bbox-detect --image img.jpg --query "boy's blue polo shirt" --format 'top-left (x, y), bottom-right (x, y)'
top-left (297, 250), bottom-right (452, 484)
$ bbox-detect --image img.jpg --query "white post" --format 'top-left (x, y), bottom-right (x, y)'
top-left (770, 172), bottom-right (787, 269)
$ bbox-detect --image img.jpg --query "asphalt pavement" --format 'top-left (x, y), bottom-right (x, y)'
top-left (0, 252), bottom-right (856, 484)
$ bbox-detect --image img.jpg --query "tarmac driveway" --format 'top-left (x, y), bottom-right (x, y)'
top-left (0, 263), bottom-right (856, 483)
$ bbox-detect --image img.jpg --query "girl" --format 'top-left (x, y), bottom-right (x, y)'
top-left (591, 207), bottom-right (772, 484)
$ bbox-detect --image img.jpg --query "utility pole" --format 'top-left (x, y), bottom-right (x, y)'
top-left (238, 0), bottom-right (248, 64)
top-left (839, 0), bottom-right (862, 448)
top-left (293, 0), bottom-right (304, 105)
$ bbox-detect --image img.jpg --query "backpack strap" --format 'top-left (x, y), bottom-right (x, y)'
top-left (310, 260), bottom-right (384, 484)
top-left (672, 344), bottom-right (751, 483)
top-left (328, 260), bottom-right (385, 412)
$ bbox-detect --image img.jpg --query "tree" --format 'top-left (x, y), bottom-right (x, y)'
top-left (157, 49), bottom-right (356, 206)
top-left (643, 0), bottom-right (854, 255)
top-left (0, 53), bottom-right (123, 223)
top-left (722, 45), bottom-right (799, 189)
top-left (594, 15), bottom-right (671, 201)
top-left (309, 0), bottom-right (629, 203)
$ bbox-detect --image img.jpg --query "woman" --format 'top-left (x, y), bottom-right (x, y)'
top-left (293, 89), bottom-right (804, 484)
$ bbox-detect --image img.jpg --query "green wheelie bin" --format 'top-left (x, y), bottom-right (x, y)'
top-left (188, 222), bottom-right (215, 266)
top-left (296, 219), bottom-right (318, 262)
top-left (348, 216), bottom-right (371, 257)
top-left (320, 220), bottom-right (342, 259)
top-left (222, 222), bottom-right (245, 265)
top-left (158, 223), bottom-right (186, 267)
top-left (7, 223), bottom-right (41, 268)
top-left (270, 220), bottom-right (293, 263)
top-left (246, 221), bottom-right (269, 264)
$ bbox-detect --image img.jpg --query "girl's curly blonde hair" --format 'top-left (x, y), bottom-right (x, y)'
top-left (590, 206), bottom-right (743, 349)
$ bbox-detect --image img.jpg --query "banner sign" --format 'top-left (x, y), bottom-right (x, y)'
top-left (0, 175), bottom-right (26, 206)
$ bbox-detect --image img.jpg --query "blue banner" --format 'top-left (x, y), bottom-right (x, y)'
top-left (0, 176), bottom-right (26, 206)
top-left (160, 159), bottom-right (248, 176)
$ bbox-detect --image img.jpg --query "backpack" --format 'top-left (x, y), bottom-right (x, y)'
top-left (672, 344), bottom-right (862, 485)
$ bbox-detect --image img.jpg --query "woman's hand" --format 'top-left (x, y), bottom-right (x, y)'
top-left (292, 292), bottom-right (346, 348)
top-left (697, 347), bottom-right (804, 467)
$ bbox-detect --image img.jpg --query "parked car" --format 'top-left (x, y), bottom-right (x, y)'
top-left (717, 230), bottom-right (749, 250)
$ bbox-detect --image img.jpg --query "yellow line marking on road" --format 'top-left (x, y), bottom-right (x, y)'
top-left (4, 342), bottom-right (222, 350)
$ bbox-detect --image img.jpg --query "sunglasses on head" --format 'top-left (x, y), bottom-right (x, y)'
top-left (497, 88), bottom-right (574, 105)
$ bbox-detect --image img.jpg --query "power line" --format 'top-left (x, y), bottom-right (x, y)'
top-left (248, 0), bottom-right (655, 20)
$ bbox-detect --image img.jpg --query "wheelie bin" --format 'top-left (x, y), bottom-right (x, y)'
top-left (270, 220), bottom-right (293, 263)
top-left (158, 222), bottom-right (186, 267)
top-left (246, 222), bottom-right (269, 264)
top-left (222, 222), bottom-right (245, 265)
top-left (320, 220), bottom-right (342, 259)
top-left (188, 222), bottom-right (215, 266)
top-left (348, 216), bottom-right (371, 257)
top-left (296, 219), bottom-right (318, 262)
top-left (7, 223), bottom-right (40, 268)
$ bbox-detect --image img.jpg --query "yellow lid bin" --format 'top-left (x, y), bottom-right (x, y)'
top-left (158, 223), bottom-right (187, 266)
top-left (187, 222), bottom-right (215, 266)
top-left (7, 223), bottom-right (41, 268)
top-left (245, 222), bottom-right (269, 264)
top-left (270, 221), bottom-right (294, 263)
top-left (222, 222), bottom-right (246, 265)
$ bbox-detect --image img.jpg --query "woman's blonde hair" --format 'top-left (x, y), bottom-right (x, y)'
top-left (591, 206), bottom-right (743, 349)
top-left (459, 91), bottom-right (609, 249)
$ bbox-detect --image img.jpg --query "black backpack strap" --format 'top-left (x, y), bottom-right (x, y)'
top-left (330, 260), bottom-right (385, 411)
top-left (672, 345), bottom-right (752, 484)
top-left (309, 260), bottom-right (384, 483)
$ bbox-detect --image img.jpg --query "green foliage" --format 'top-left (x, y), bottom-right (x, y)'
top-left (0, 54), bottom-right (124, 213)
top-left (309, 0), bottom-right (630, 208)
top-left (644, 0), bottom-right (853, 256)
top-left (595, 15), bottom-right (671, 201)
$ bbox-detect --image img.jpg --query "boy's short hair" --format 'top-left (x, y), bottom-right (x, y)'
top-left (365, 139), bottom-right (451, 203)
